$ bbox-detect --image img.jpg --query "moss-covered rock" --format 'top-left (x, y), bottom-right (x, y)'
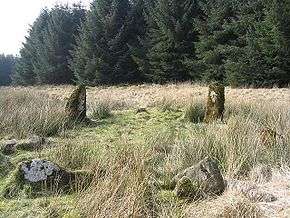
top-left (172, 157), bottom-right (225, 199)
top-left (174, 177), bottom-right (199, 199)
top-left (65, 85), bottom-right (87, 121)
top-left (204, 82), bottom-right (225, 123)
top-left (2, 159), bottom-right (93, 198)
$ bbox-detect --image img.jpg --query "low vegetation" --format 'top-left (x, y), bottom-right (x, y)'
top-left (0, 85), bottom-right (289, 217)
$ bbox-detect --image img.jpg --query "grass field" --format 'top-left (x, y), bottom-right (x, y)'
top-left (0, 84), bottom-right (289, 217)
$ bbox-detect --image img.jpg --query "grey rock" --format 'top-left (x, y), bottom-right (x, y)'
top-left (173, 157), bottom-right (225, 199)
top-left (1, 136), bottom-right (47, 155)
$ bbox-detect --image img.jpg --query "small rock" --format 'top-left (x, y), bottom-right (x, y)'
top-left (136, 108), bottom-right (149, 114)
top-left (1, 136), bottom-right (47, 155)
top-left (1, 140), bottom-right (17, 155)
top-left (16, 135), bottom-right (46, 151)
top-left (173, 157), bottom-right (225, 199)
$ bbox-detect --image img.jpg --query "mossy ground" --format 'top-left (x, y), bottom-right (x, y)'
top-left (0, 108), bottom-right (186, 217)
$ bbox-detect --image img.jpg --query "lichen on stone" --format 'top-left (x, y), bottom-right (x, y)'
top-left (204, 82), bottom-right (225, 123)
top-left (21, 159), bottom-right (59, 183)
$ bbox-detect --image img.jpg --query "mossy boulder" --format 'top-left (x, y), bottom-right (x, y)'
top-left (172, 157), bottom-right (225, 199)
top-left (204, 82), bottom-right (225, 123)
top-left (2, 159), bottom-right (93, 198)
top-left (65, 85), bottom-right (87, 121)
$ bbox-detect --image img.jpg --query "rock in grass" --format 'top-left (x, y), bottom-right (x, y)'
top-left (1, 136), bottom-right (46, 155)
top-left (16, 135), bottom-right (46, 151)
top-left (65, 85), bottom-right (87, 121)
top-left (136, 108), bottom-right (149, 114)
top-left (2, 159), bottom-right (93, 198)
top-left (204, 82), bottom-right (225, 123)
top-left (173, 157), bottom-right (225, 199)
top-left (1, 140), bottom-right (17, 155)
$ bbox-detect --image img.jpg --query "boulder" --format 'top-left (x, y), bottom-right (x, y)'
top-left (65, 85), bottom-right (87, 121)
top-left (204, 82), bottom-right (225, 123)
top-left (3, 159), bottom-right (93, 198)
top-left (173, 157), bottom-right (225, 199)
top-left (16, 135), bottom-right (46, 151)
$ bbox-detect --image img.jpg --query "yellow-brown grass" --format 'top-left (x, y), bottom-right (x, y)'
top-left (0, 83), bottom-right (289, 217)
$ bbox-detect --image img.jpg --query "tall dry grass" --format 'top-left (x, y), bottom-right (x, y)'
top-left (0, 89), bottom-right (69, 138)
top-left (0, 85), bottom-right (289, 217)
top-left (47, 101), bottom-right (289, 217)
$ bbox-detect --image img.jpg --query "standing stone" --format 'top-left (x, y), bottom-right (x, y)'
top-left (204, 82), bottom-right (225, 123)
top-left (173, 157), bottom-right (225, 199)
top-left (65, 85), bottom-right (87, 121)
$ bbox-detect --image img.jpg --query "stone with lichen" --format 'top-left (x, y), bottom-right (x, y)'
top-left (172, 157), bottom-right (225, 199)
top-left (204, 82), bottom-right (225, 123)
top-left (65, 85), bottom-right (87, 121)
top-left (2, 159), bottom-right (93, 198)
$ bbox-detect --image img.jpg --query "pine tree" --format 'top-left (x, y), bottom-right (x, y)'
top-left (71, 0), bottom-right (144, 85)
top-left (225, 0), bottom-right (290, 87)
top-left (13, 9), bottom-right (50, 85)
top-left (195, 0), bottom-right (242, 84)
top-left (13, 5), bottom-right (86, 85)
top-left (34, 4), bottom-right (86, 84)
top-left (0, 54), bottom-right (16, 86)
top-left (146, 0), bottom-right (201, 83)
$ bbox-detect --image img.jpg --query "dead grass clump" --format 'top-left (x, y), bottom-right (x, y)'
top-left (77, 145), bottom-right (156, 217)
top-left (186, 193), bottom-right (261, 218)
top-left (88, 101), bottom-right (112, 120)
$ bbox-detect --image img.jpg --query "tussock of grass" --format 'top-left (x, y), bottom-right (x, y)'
top-left (0, 90), bottom-right (69, 138)
top-left (89, 101), bottom-right (112, 120)
top-left (184, 101), bottom-right (205, 123)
